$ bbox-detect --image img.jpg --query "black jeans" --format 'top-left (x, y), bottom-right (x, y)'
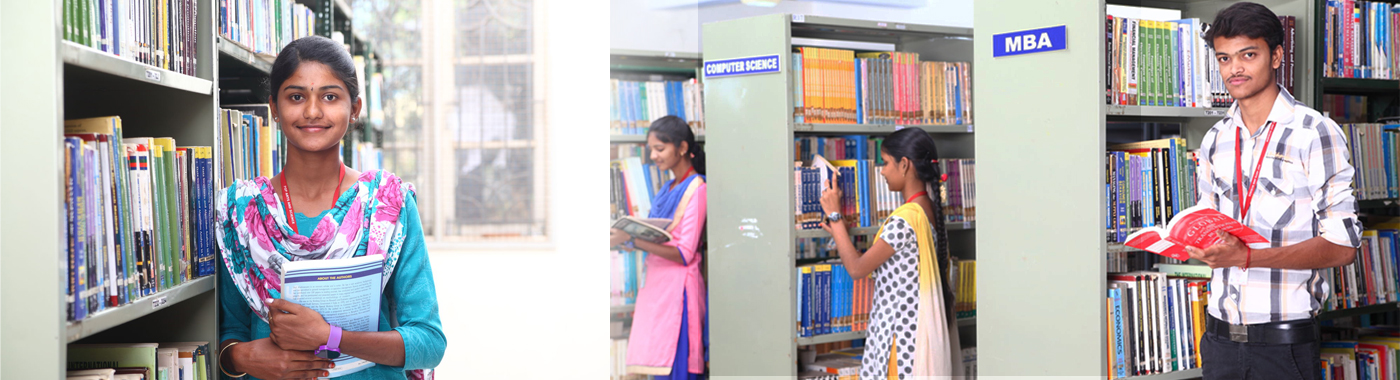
top-left (1201, 329), bottom-right (1322, 380)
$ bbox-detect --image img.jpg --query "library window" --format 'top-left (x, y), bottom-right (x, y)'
top-left (358, 0), bottom-right (546, 242)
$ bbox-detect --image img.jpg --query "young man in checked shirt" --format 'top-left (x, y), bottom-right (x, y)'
top-left (1183, 3), bottom-right (1362, 380)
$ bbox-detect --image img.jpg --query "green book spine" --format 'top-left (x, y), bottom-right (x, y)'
top-left (107, 123), bottom-right (139, 304)
top-left (149, 146), bottom-right (167, 291)
top-left (1137, 21), bottom-right (1146, 106)
top-left (64, 0), bottom-right (71, 42)
top-left (1153, 22), bottom-right (1162, 107)
top-left (1169, 22), bottom-right (1180, 107)
top-left (165, 143), bottom-right (179, 287)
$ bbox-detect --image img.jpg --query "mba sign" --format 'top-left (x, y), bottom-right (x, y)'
top-left (993, 25), bottom-right (1067, 57)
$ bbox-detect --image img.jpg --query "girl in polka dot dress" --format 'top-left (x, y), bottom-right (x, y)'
top-left (819, 128), bottom-right (963, 379)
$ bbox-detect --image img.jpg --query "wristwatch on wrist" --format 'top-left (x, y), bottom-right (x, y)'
top-left (315, 325), bottom-right (343, 359)
top-left (826, 211), bottom-right (842, 223)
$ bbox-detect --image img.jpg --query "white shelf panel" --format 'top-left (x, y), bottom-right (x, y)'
top-left (65, 276), bottom-right (215, 343)
top-left (62, 41), bottom-right (213, 95)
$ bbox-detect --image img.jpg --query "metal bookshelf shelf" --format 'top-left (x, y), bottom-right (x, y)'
top-left (1359, 198), bottom-right (1400, 209)
top-left (1106, 105), bottom-right (1228, 118)
top-left (1317, 302), bottom-right (1400, 321)
top-left (216, 36), bottom-right (273, 74)
top-left (793, 222), bottom-right (975, 239)
top-left (610, 134), bottom-right (705, 144)
top-left (796, 318), bottom-right (975, 346)
top-left (62, 41), bottom-right (213, 95)
top-left (1320, 77), bottom-right (1400, 93)
top-left (611, 304), bottom-right (636, 314)
top-left (789, 14), bottom-right (973, 42)
top-left (65, 277), bottom-right (216, 343)
top-left (1121, 368), bottom-right (1203, 380)
top-left (610, 49), bottom-right (702, 74)
top-left (794, 123), bottom-right (973, 134)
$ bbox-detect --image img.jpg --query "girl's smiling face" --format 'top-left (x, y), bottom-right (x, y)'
top-left (271, 61), bottom-right (362, 153)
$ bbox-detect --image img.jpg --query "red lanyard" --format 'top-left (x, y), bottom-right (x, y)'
top-left (669, 166), bottom-right (695, 191)
top-left (905, 190), bottom-right (928, 204)
top-left (280, 164), bottom-right (345, 234)
top-left (1235, 121), bottom-right (1277, 227)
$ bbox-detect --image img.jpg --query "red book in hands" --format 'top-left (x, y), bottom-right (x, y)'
top-left (1124, 205), bottom-right (1270, 261)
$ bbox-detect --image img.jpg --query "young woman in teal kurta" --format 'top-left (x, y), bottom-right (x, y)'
top-left (214, 36), bottom-right (445, 379)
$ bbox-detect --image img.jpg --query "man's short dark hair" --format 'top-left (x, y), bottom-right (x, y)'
top-left (1203, 2), bottom-right (1284, 52)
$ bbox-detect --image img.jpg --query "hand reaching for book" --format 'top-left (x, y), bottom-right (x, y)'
top-left (820, 178), bottom-right (843, 217)
top-left (229, 338), bottom-right (334, 379)
top-left (1185, 230), bottom-right (1248, 269)
top-left (267, 298), bottom-right (332, 351)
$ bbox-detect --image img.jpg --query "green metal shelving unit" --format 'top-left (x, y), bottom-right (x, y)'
top-left (702, 14), bottom-right (975, 377)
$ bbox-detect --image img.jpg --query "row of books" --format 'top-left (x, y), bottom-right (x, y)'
top-left (1105, 138), bottom-right (1199, 244)
top-left (1342, 123), bottom-right (1400, 201)
top-left (610, 249), bottom-right (647, 307)
top-left (1316, 325), bottom-right (1400, 380)
top-left (797, 263), bottom-right (872, 337)
top-left (1323, 1), bottom-right (1400, 79)
top-left (1325, 94), bottom-right (1373, 123)
top-left (219, 105), bottom-right (282, 186)
top-left (795, 236), bottom-right (871, 260)
top-left (792, 47), bottom-right (972, 126)
top-left (67, 342), bottom-right (210, 380)
top-left (798, 343), bottom-right (975, 379)
top-left (64, 0), bottom-right (199, 76)
top-left (792, 136), bottom-right (976, 229)
top-left (608, 79), bottom-right (705, 136)
top-left (1105, 15), bottom-right (1290, 108)
top-left (350, 142), bottom-right (383, 172)
top-left (64, 117), bottom-right (216, 322)
top-left (1323, 229), bottom-right (1400, 312)
top-left (220, 0), bottom-right (318, 56)
top-left (1108, 247), bottom-right (1188, 275)
top-left (1106, 269), bottom-right (1209, 379)
top-left (952, 259), bottom-right (977, 319)
top-left (609, 154), bottom-right (675, 221)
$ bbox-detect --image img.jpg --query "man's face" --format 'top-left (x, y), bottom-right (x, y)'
top-left (1212, 35), bottom-right (1282, 102)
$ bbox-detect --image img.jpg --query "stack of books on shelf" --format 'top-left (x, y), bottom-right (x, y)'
top-left (220, 0), bottom-right (317, 55)
top-left (609, 79), bottom-right (705, 136)
top-left (1322, 1), bottom-right (1399, 79)
top-left (1106, 266), bottom-right (1209, 379)
top-left (62, 0), bottom-right (200, 76)
top-left (1323, 228), bottom-right (1400, 313)
top-left (797, 263), bottom-right (872, 338)
top-left (610, 145), bottom-right (676, 220)
top-left (350, 142), bottom-right (383, 172)
top-left (1104, 15), bottom-right (1294, 108)
top-left (1324, 95), bottom-right (1373, 123)
top-left (219, 105), bottom-right (283, 185)
top-left (63, 117), bottom-right (216, 322)
top-left (792, 136), bottom-right (975, 230)
top-left (67, 342), bottom-right (211, 380)
top-left (800, 348), bottom-right (862, 380)
top-left (952, 259), bottom-right (976, 319)
top-left (791, 47), bottom-right (971, 125)
top-left (611, 250), bottom-right (646, 307)
top-left (1340, 123), bottom-right (1399, 200)
top-left (1105, 138), bottom-right (1199, 245)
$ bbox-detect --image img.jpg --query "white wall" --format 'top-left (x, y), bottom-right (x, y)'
top-left (611, 0), bottom-right (974, 54)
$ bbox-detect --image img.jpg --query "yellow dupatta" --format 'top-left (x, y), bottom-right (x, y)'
top-left (877, 202), bottom-right (954, 378)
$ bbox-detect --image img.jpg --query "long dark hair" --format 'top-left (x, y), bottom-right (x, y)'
top-left (269, 36), bottom-right (361, 102)
top-left (647, 115), bottom-right (705, 175)
top-left (881, 128), bottom-right (949, 271)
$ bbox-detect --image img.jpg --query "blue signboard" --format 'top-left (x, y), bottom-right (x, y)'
top-left (993, 25), bottom-right (1067, 57)
top-left (703, 54), bottom-right (783, 78)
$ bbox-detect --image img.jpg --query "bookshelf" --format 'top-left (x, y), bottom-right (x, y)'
top-left (1312, 0), bottom-right (1400, 125)
top-left (703, 14), bottom-right (976, 376)
top-left (974, 0), bottom-right (1316, 377)
top-left (0, 0), bottom-right (376, 378)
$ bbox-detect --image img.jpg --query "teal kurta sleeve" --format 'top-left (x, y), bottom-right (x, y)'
top-left (387, 194), bottom-right (447, 370)
top-left (219, 253), bottom-right (254, 343)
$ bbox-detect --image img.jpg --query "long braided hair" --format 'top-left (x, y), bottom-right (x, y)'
top-left (881, 128), bottom-right (950, 277)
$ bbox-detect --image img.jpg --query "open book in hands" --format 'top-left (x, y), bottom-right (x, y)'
top-left (1124, 205), bottom-right (1270, 261)
top-left (612, 216), bottom-right (673, 244)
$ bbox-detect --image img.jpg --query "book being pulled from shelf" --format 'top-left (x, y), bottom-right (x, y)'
top-left (219, 105), bottom-right (283, 187)
top-left (1340, 123), bottom-right (1400, 201)
top-left (1323, 228), bottom-right (1400, 312)
top-left (1106, 272), bottom-right (1208, 379)
top-left (64, 117), bottom-right (215, 322)
top-left (797, 263), bottom-right (872, 338)
top-left (1105, 138), bottom-right (1199, 244)
top-left (1324, 95), bottom-right (1373, 123)
top-left (1323, 1), bottom-right (1399, 80)
top-left (63, 0), bottom-right (199, 76)
top-left (792, 47), bottom-right (971, 125)
top-left (793, 136), bottom-right (976, 230)
top-left (609, 79), bottom-right (705, 136)
top-left (67, 342), bottom-right (210, 380)
top-left (220, 0), bottom-right (316, 56)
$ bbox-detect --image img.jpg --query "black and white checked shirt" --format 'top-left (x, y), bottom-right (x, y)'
top-left (1195, 85), bottom-right (1363, 325)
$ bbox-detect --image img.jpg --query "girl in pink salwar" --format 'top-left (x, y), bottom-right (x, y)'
top-left (610, 116), bottom-right (707, 380)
